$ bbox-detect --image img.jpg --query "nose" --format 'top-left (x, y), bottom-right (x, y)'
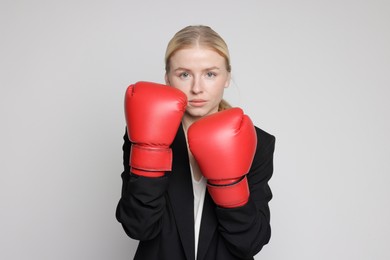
top-left (191, 76), bottom-right (203, 94)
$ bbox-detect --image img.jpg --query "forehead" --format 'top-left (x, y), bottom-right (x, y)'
top-left (169, 47), bottom-right (226, 69)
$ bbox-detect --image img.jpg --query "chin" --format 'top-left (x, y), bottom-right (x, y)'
top-left (186, 111), bottom-right (206, 119)
top-left (186, 107), bottom-right (217, 119)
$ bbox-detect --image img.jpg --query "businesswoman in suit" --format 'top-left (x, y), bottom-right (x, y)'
top-left (116, 25), bottom-right (276, 260)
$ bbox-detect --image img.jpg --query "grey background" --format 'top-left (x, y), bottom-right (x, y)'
top-left (1, 0), bottom-right (389, 259)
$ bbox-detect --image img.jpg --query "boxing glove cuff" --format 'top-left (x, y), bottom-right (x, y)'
top-left (207, 176), bottom-right (250, 208)
top-left (130, 144), bottom-right (172, 177)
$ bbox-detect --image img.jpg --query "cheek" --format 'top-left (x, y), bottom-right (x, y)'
top-left (216, 87), bottom-right (226, 98)
top-left (212, 80), bottom-right (228, 95)
top-left (169, 78), bottom-right (190, 91)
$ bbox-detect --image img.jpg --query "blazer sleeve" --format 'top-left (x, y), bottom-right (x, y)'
top-left (115, 129), bottom-right (169, 241)
top-left (215, 127), bottom-right (276, 259)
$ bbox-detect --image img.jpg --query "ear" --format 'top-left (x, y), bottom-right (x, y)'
top-left (165, 74), bottom-right (170, 86)
top-left (224, 72), bottom-right (231, 88)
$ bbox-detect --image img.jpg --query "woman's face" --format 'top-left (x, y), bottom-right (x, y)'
top-left (165, 46), bottom-right (231, 122)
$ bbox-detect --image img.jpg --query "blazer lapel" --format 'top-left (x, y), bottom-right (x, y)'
top-left (168, 125), bottom-right (195, 260)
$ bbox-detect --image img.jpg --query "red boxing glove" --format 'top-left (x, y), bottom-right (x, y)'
top-left (125, 81), bottom-right (187, 177)
top-left (188, 108), bottom-right (257, 208)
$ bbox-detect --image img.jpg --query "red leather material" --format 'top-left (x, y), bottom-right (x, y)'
top-left (130, 145), bottom-right (172, 177)
top-left (207, 176), bottom-right (249, 208)
top-left (125, 81), bottom-right (187, 177)
top-left (188, 108), bottom-right (257, 208)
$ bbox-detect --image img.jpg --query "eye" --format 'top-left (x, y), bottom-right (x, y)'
top-left (179, 72), bottom-right (190, 79)
top-left (206, 71), bottom-right (217, 78)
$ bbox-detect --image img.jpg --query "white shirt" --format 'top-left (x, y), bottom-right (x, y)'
top-left (190, 165), bottom-right (207, 259)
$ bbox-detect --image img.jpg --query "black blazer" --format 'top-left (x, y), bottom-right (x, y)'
top-left (116, 124), bottom-right (276, 260)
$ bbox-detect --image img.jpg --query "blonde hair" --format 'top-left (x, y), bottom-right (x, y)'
top-left (165, 25), bottom-right (232, 111)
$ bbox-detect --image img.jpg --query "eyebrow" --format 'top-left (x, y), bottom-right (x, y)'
top-left (173, 66), bottom-right (221, 72)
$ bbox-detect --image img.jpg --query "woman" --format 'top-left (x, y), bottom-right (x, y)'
top-left (116, 25), bottom-right (276, 260)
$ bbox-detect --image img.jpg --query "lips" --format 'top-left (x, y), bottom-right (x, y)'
top-left (189, 99), bottom-right (207, 107)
